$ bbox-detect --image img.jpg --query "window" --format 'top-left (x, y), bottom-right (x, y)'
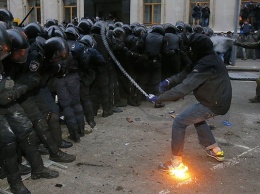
top-left (144, 0), bottom-right (161, 25)
top-left (240, 0), bottom-right (260, 29)
top-left (189, 0), bottom-right (210, 25)
top-left (0, 0), bottom-right (7, 9)
top-left (64, 0), bottom-right (77, 23)
top-left (241, 0), bottom-right (260, 6)
top-left (28, 0), bottom-right (41, 23)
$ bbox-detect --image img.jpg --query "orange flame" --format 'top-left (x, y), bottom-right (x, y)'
top-left (169, 165), bottom-right (190, 180)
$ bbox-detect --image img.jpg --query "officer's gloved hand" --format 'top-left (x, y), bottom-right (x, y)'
top-left (4, 77), bottom-right (14, 90)
top-left (159, 79), bottom-right (170, 93)
top-left (13, 85), bottom-right (29, 100)
top-left (146, 94), bottom-right (158, 103)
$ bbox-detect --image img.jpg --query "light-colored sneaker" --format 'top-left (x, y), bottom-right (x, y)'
top-left (158, 161), bottom-right (187, 172)
top-left (206, 149), bottom-right (224, 162)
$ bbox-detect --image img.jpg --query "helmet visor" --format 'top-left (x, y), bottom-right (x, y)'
top-left (10, 47), bottom-right (29, 63)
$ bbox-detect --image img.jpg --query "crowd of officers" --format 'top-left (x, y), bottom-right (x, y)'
top-left (0, 8), bottom-right (219, 194)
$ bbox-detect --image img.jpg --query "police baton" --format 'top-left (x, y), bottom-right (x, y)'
top-left (19, 7), bottom-right (35, 27)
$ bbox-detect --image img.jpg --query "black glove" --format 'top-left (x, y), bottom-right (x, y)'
top-left (13, 85), bottom-right (29, 100)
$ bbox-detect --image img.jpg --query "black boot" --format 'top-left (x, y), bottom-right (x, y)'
top-left (88, 120), bottom-right (96, 129)
top-left (59, 139), bottom-right (73, 149)
top-left (34, 119), bottom-right (76, 163)
top-left (67, 124), bottom-right (81, 143)
top-left (102, 109), bottom-right (113, 117)
top-left (8, 172), bottom-right (31, 194)
top-left (18, 131), bottom-right (59, 180)
top-left (77, 123), bottom-right (85, 137)
top-left (0, 142), bottom-right (31, 194)
top-left (83, 100), bottom-right (96, 129)
top-left (18, 164), bottom-right (31, 176)
top-left (102, 100), bottom-right (113, 118)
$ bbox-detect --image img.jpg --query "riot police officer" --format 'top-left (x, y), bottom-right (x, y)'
top-left (141, 25), bottom-right (168, 108)
top-left (0, 25), bottom-right (59, 194)
top-left (3, 29), bottom-right (75, 163)
top-left (55, 26), bottom-right (86, 142)
top-left (90, 21), bottom-right (113, 117)
top-left (72, 35), bottom-right (108, 128)
top-left (162, 23), bottom-right (182, 79)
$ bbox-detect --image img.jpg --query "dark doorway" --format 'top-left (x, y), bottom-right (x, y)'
top-left (84, 0), bottom-right (130, 23)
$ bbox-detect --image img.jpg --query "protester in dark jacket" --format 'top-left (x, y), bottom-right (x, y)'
top-left (146, 33), bottom-right (232, 172)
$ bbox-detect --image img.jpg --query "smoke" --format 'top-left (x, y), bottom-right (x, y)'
top-left (210, 35), bottom-right (234, 54)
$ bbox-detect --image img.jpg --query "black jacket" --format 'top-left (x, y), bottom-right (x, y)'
top-left (157, 53), bottom-right (232, 115)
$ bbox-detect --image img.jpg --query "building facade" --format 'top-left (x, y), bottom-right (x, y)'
top-left (2, 0), bottom-right (259, 32)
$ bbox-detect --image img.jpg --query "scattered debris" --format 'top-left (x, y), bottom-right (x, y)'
top-left (170, 114), bottom-right (176, 118)
top-left (126, 117), bottom-right (133, 123)
top-left (115, 186), bottom-right (124, 191)
top-left (55, 184), bottom-right (63, 188)
top-left (168, 110), bottom-right (175, 114)
top-left (222, 120), bottom-right (232, 126)
top-left (224, 131), bottom-right (234, 136)
top-left (76, 162), bottom-right (103, 167)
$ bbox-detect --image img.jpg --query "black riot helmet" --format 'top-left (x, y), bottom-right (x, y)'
top-left (193, 25), bottom-right (204, 33)
top-left (91, 21), bottom-right (106, 35)
top-left (122, 24), bottom-right (132, 35)
top-left (44, 37), bottom-right (69, 61)
top-left (23, 22), bottom-right (44, 40)
top-left (64, 26), bottom-right (79, 40)
top-left (45, 18), bottom-right (58, 28)
top-left (47, 25), bottom-right (67, 40)
top-left (108, 23), bottom-right (115, 31)
top-left (164, 23), bottom-right (177, 34)
top-left (0, 9), bottom-right (14, 29)
top-left (185, 23), bottom-right (193, 33)
top-left (134, 26), bottom-right (146, 37)
top-left (130, 22), bottom-right (140, 30)
top-left (0, 25), bottom-right (12, 60)
top-left (150, 25), bottom-right (165, 35)
top-left (78, 35), bottom-right (94, 48)
top-left (77, 19), bottom-right (92, 35)
top-left (7, 28), bottom-right (30, 63)
top-left (114, 22), bottom-right (123, 28)
top-left (176, 22), bottom-right (185, 33)
top-left (113, 27), bottom-right (125, 40)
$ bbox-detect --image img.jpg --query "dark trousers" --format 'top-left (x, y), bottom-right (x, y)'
top-left (56, 73), bottom-right (84, 127)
